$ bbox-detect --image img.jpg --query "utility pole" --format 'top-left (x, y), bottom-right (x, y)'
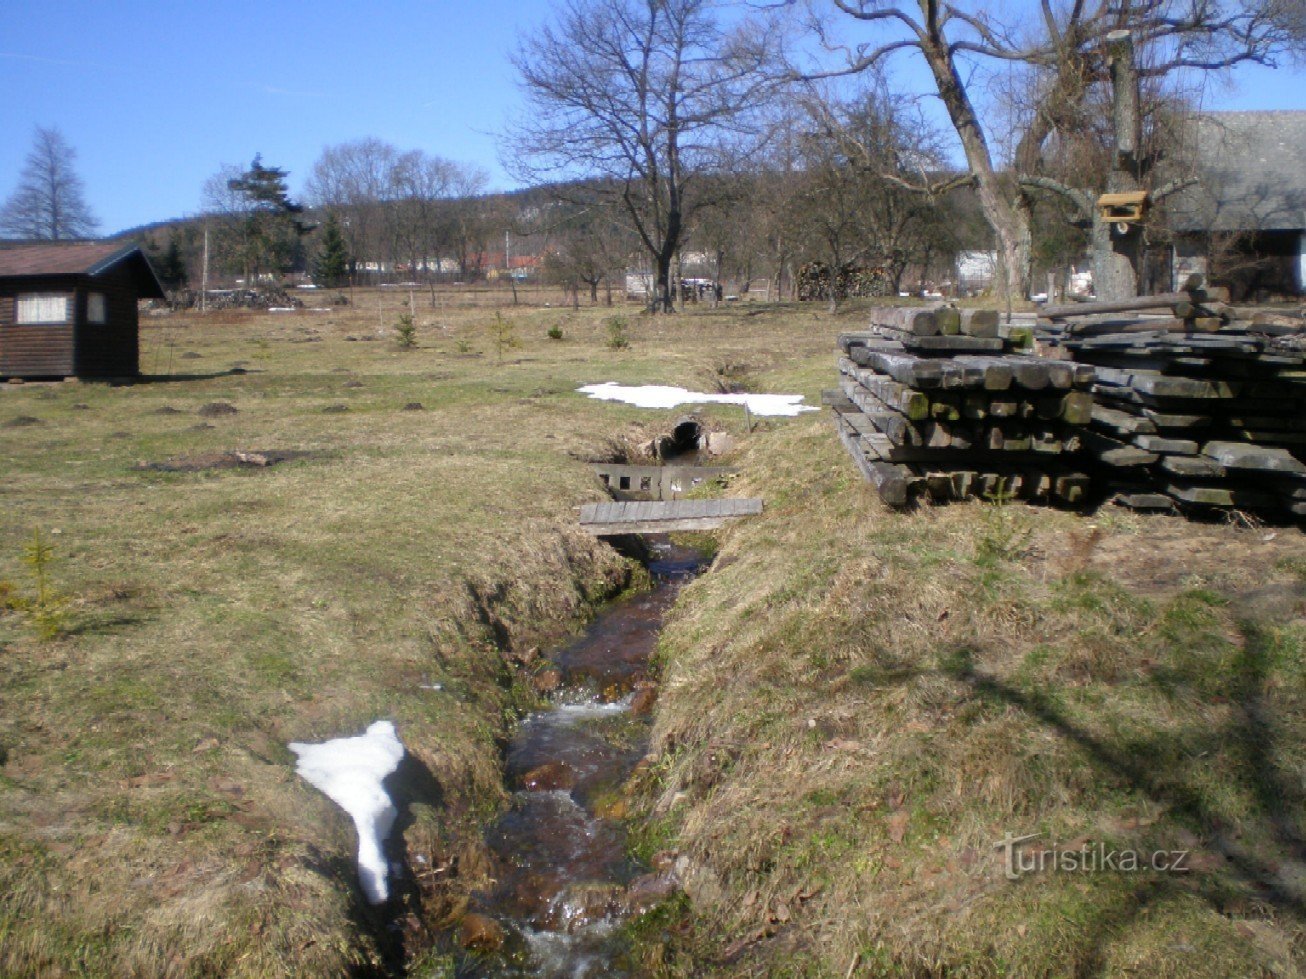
top-left (201, 222), bottom-right (210, 315)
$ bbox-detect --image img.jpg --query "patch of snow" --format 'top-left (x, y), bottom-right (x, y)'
top-left (288, 720), bottom-right (405, 904)
top-left (577, 382), bottom-right (817, 417)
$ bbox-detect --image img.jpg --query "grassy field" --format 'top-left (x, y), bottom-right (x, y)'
top-left (628, 420), bottom-right (1306, 976)
top-left (2, 289), bottom-right (1303, 977)
top-left (0, 291), bottom-right (837, 975)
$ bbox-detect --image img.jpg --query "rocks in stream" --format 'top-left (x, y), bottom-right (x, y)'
top-left (458, 912), bottom-right (506, 952)
top-left (538, 883), bottom-right (626, 934)
top-left (522, 761), bottom-right (577, 792)
top-left (624, 870), bottom-right (681, 915)
top-left (629, 682), bottom-right (658, 716)
top-left (530, 666), bottom-right (563, 694)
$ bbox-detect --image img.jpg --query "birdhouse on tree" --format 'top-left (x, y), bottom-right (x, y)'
top-left (1097, 191), bottom-right (1149, 234)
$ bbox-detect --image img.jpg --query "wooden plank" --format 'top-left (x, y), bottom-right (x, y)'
top-left (1202, 441), bottom-right (1306, 474)
top-left (1082, 430), bottom-right (1159, 467)
top-left (1133, 434), bottom-right (1200, 455)
top-left (959, 308), bottom-right (999, 338)
top-left (1040, 288), bottom-right (1227, 319)
top-left (1092, 404), bottom-right (1156, 435)
top-left (901, 335), bottom-right (1005, 354)
top-left (579, 497), bottom-right (764, 535)
top-left (1167, 482), bottom-right (1278, 507)
top-left (1160, 454), bottom-right (1225, 478)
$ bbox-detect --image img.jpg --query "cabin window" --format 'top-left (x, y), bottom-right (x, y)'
top-left (16, 294), bottom-right (69, 324)
top-left (87, 292), bottom-right (107, 324)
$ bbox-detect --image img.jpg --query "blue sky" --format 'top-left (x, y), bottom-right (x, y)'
top-left (1, 1), bottom-right (1302, 237)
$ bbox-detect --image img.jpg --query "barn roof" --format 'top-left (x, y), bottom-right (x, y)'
top-left (0, 241), bottom-right (166, 298)
top-left (1168, 111), bottom-right (1306, 234)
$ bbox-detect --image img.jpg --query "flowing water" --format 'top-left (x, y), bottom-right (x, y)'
top-left (459, 538), bottom-right (706, 977)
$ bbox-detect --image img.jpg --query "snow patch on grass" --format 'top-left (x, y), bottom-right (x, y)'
top-left (577, 382), bottom-right (818, 417)
top-left (289, 720), bottom-right (405, 904)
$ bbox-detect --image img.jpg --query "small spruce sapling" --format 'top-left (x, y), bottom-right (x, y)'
top-left (15, 529), bottom-right (68, 641)
top-left (974, 484), bottom-right (1032, 566)
top-left (395, 312), bottom-right (417, 348)
top-left (605, 316), bottom-right (630, 350)
top-left (491, 311), bottom-right (520, 362)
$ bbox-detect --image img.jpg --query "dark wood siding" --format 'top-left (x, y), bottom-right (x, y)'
top-left (0, 277), bottom-right (76, 378)
top-left (0, 269), bottom-right (140, 379)
top-left (74, 267), bottom-right (139, 377)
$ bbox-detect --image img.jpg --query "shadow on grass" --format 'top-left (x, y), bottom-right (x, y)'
top-left (940, 618), bottom-right (1304, 923)
top-left (128, 369), bottom-right (265, 385)
top-left (379, 751), bottom-right (447, 974)
top-left (62, 612), bottom-right (150, 638)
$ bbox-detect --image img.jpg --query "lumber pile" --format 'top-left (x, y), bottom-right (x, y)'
top-left (832, 306), bottom-right (1094, 506)
top-left (1035, 297), bottom-right (1306, 519)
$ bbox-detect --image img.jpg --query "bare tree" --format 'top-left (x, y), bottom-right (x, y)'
top-left (441, 166), bottom-right (492, 279)
top-left (0, 126), bottom-right (100, 240)
top-left (540, 198), bottom-right (634, 304)
top-left (306, 138), bottom-right (400, 279)
top-left (391, 150), bottom-right (456, 278)
top-left (507, 0), bottom-right (777, 312)
top-left (807, 0), bottom-right (1296, 298)
top-left (306, 139), bottom-right (488, 283)
top-left (788, 81), bottom-right (955, 306)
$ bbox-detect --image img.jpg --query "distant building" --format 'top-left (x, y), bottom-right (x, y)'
top-left (1167, 111), bottom-right (1305, 299)
top-left (625, 272), bottom-right (654, 300)
top-left (0, 241), bottom-right (165, 379)
top-left (955, 251), bottom-right (997, 295)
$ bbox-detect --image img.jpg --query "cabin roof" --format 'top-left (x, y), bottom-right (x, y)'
top-left (1168, 111), bottom-right (1306, 234)
top-left (0, 241), bottom-right (166, 298)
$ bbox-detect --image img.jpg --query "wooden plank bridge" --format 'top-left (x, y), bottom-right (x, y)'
top-left (579, 498), bottom-right (763, 535)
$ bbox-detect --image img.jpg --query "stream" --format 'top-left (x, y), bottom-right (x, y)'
top-left (459, 537), bottom-right (706, 977)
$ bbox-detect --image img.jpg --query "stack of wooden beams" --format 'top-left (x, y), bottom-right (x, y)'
top-left (1034, 286), bottom-right (1237, 347)
top-left (1037, 301), bottom-right (1306, 519)
top-left (831, 306), bottom-right (1095, 506)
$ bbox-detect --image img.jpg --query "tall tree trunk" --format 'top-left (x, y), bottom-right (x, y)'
top-left (1090, 215), bottom-right (1140, 300)
top-left (655, 254), bottom-right (674, 313)
top-left (1097, 30), bottom-right (1143, 301)
top-left (919, 27), bottom-right (1032, 300)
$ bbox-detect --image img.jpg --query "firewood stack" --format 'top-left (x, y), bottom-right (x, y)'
top-left (1035, 294), bottom-right (1306, 519)
top-left (830, 306), bottom-right (1095, 506)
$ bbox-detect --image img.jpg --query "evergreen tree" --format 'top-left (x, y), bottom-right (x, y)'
top-left (156, 230), bottom-right (189, 289)
top-left (218, 154), bottom-right (308, 283)
top-left (313, 212), bottom-right (350, 287)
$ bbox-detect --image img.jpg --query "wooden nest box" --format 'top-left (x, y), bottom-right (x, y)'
top-left (1097, 190), bottom-right (1149, 230)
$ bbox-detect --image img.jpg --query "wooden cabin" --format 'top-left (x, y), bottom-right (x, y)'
top-left (0, 241), bottom-right (165, 379)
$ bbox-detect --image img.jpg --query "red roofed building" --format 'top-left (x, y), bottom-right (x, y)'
top-left (0, 241), bottom-right (164, 379)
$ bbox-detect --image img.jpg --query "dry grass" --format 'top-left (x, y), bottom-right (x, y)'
top-left (631, 420), bottom-right (1306, 977)
top-left (11, 287), bottom-right (1296, 976)
top-left (0, 290), bottom-right (839, 975)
